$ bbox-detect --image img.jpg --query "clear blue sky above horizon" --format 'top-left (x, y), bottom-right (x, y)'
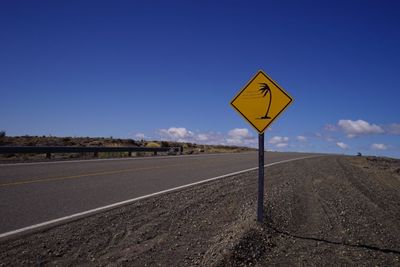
top-left (1, 0), bottom-right (400, 158)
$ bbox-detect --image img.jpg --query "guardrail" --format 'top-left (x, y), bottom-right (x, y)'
top-left (0, 146), bottom-right (183, 159)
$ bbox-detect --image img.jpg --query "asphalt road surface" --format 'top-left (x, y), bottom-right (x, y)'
top-left (0, 152), bottom-right (312, 234)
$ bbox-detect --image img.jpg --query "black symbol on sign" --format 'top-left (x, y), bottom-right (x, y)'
top-left (259, 83), bottom-right (271, 119)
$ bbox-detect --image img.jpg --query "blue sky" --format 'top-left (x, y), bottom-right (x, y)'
top-left (1, 0), bottom-right (400, 158)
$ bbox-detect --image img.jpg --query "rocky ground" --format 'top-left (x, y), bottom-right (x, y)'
top-left (1, 156), bottom-right (399, 266)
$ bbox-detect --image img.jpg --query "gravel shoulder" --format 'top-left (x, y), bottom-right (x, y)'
top-left (1, 156), bottom-right (400, 266)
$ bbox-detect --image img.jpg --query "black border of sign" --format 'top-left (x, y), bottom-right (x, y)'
top-left (230, 70), bottom-right (293, 134)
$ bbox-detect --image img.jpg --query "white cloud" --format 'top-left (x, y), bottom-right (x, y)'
top-left (296, 136), bottom-right (307, 142)
top-left (337, 119), bottom-right (384, 138)
top-left (159, 127), bottom-right (194, 141)
top-left (336, 142), bottom-right (349, 150)
top-left (226, 128), bottom-right (257, 146)
top-left (324, 124), bottom-right (337, 131)
top-left (386, 123), bottom-right (400, 135)
top-left (275, 143), bottom-right (288, 148)
top-left (197, 132), bottom-right (228, 145)
top-left (196, 133), bottom-right (209, 141)
top-left (228, 128), bottom-right (252, 139)
top-left (268, 136), bottom-right (289, 149)
top-left (313, 130), bottom-right (338, 143)
top-left (157, 127), bottom-right (258, 147)
top-left (269, 136), bottom-right (289, 144)
top-left (134, 133), bottom-right (146, 139)
top-left (371, 143), bottom-right (387, 150)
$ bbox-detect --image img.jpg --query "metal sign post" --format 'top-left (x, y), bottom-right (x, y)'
top-left (230, 69), bottom-right (293, 223)
top-left (257, 133), bottom-right (265, 223)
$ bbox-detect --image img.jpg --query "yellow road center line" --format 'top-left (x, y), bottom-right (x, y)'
top-left (0, 163), bottom-right (185, 188)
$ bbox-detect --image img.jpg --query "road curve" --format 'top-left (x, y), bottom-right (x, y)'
top-left (0, 152), bottom-right (313, 234)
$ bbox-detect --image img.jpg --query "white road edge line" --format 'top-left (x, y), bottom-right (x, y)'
top-left (0, 155), bottom-right (318, 240)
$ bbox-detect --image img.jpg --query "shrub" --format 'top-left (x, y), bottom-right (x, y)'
top-left (161, 141), bottom-right (170, 147)
top-left (0, 131), bottom-right (5, 145)
top-left (145, 142), bottom-right (161, 148)
top-left (62, 137), bottom-right (72, 145)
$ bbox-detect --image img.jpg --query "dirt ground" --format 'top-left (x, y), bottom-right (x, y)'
top-left (1, 156), bottom-right (400, 266)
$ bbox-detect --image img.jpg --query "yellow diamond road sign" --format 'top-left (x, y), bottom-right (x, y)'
top-left (231, 70), bottom-right (293, 134)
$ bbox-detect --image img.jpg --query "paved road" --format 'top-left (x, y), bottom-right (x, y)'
top-left (0, 152), bottom-right (312, 234)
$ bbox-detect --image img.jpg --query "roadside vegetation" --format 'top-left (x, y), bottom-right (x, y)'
top-left (0, 131), bottom-right (6, 145)
top-left (0, 135), bottom-right (255, 163)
